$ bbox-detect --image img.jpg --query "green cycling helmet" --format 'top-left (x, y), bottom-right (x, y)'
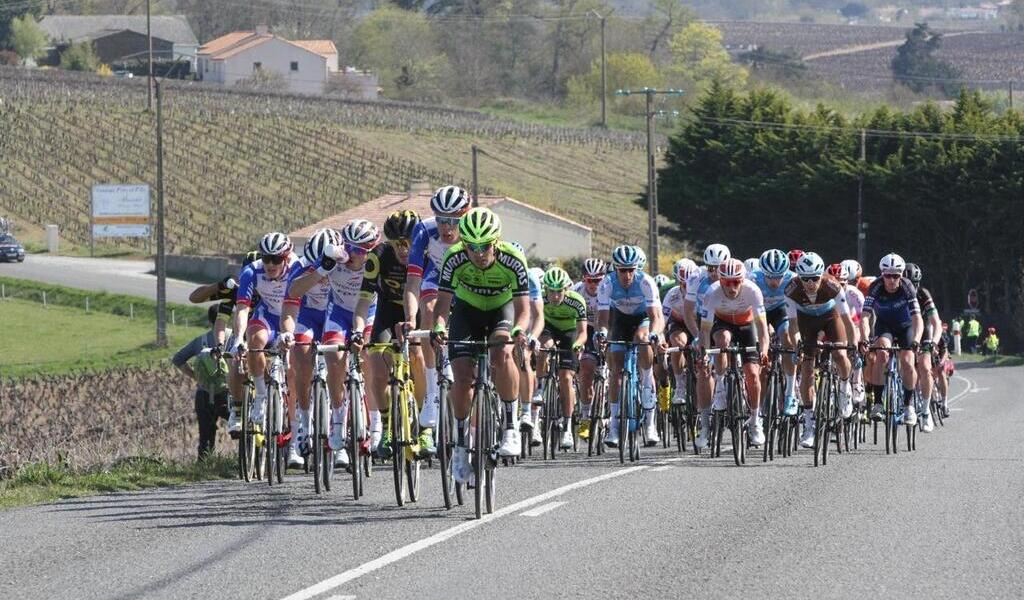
top-left (543, 266), bottom-right (572, 291)
top-left (459, 207), bottom-right (502, 245)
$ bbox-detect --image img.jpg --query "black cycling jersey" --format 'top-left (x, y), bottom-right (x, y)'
top-left (361, 244), bottom-right (407, 306)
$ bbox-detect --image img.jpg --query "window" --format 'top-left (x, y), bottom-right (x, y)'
top-left (253, 61), bottom-right (262, 72)
top-left (290, 61), bottom-right (299, 72)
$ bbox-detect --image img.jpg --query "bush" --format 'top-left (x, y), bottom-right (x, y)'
top-left (59, 41), bottom-right (100, 72)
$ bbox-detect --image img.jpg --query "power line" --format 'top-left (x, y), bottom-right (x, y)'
top-left (691, 115), bottom-right (1024, 142)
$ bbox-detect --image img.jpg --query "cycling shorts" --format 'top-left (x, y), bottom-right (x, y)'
top-left (609, 308), bottom-right (650, 352)
top-left (323, 304), bottom-right (375, 345)
top-left (874, 319), bottom-right (913, 350)
top-left (294, 306), bottom-right (327, 343)
top-left (710, 319), bottom-right (759, 364)
top-left (797, 313), bottom-right (844, 355)
top-left (766, 305), bottom-right (790, 336)
top-left (582, 324), bottom-right (600, 361)
top-left (448, 298), bottom-right (514, 361)
top-left (370, 302), bottom-right (412, 345)
top-left (540, 328), bottom-right (580, 372)
top-left (667, 319), bottom-right (693, 341)
top-left (247, 304), bottom-right (281, 345)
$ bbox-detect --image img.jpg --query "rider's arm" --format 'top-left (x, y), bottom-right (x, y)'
top-left (755, 314), bottom-right (770, 355)
top-left (911, 313), bottom-right (924, 345)
top-left (528, 298), bottom-right (544, 339)
top-left (699, 317), bottom-right (713, 349)
top-left (189, 281), bottom-right (222, 304)
top-left (574, 320), bottom-right (588, 348)
top-left (595, 276), bottom-right (611, 335)
top-left (928, 311), bottom-right (942, 345)
top-left (288, 269), bottom-right (323, 299)
top-left (513, 295), bottom-right (532, 337)
top-left (596, 309), bottom-right (610, 333)
top-left (647, 305), bottom-right (664, 337)
top-left (230, 264), bottom-right (257, 346)
top-left (683, 299), bottom-right (699, 337)
top-left (433, 290), bottom-right (454, 333)
top-left (353, 294), bottom-right (373, 335)
top-left (403, 273), bottom-right (422, 325)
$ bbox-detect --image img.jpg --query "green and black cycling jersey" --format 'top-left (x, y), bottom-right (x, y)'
top-left (543, 290), bottom-right (587, 333)
top-left (438, 241), bottom-right (529, 310)
top-left (360, 244), bottom-right (406, 306)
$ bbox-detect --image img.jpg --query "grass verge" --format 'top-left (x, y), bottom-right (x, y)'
top-left (955, 353), bottom-right (1024, 367)
top-left (0, 297), bottom-right (205, 378)
top-left (0, 455), bottom-right (236, 510)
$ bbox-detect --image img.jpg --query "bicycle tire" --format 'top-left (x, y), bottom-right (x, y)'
top-left (474, 384), bottom-right (486, 520)
top-left (728, 375), bottom-right (742, 467)
top-left (588, 375), bottom-right (605, 457)
top-left (349, 386), bottom-right (364, 500)
top-left (391, 382), bottom-right (406, 506)
top-left (406, 388), bottom-right (421, 503)
top-left (485, 394), bottom-right (498, 515)
top-left (813, 371), bottom-right (828, 467)
top-left (312, 380), bottom-right (329, 493)
top-left (617, 376), bottom-right (629, 465)
top-left (239, 383), bottom-right (254, 482)
top-left (543, 377), bottom-right (558, 460)
top-left (266, 383), bottom-right (281, 486)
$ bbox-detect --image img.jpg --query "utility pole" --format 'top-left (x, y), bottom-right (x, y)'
top-left (856, 128), bottom-right (866, 266)
top-left (614, 88), bottom-right (683, 275)
top-left (147, 0), bottom-right (154, 112)
top-left (471, 145), bottom-right (479, 208)
top-left (589, 10), bottom-right (608, 128)
top-left (155, 80), bottom-right (167, 347)
top-left (1009, 80), bottom-right (1014, 109)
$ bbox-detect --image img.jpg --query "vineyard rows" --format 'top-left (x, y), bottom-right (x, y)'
top-left (717, 21), bottom-right (909, 58)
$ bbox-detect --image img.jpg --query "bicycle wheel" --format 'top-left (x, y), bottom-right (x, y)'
top-left (543, 379), bottom-right (558, 460)
top-left (813, 373), bottom-right (828, 467)
top-left (349, 385), bottom-right (364, 500)
top-left (391, 382), bottom-right (406, 506)
top-left (406, 386), bottom-right (422, 503)
top-left (588, 377), bottom-right (605, 457)
top-left (267, 383), bottom-right (284, 486)
top-left (238, 383), bottom-right (254, 482)
top-left (312, 380), bottom-right (330, 493)
top-left (474, 385), bottom-right (487, 520)
top-left (617, 376), bottom-right (630, 465)
top-left (932, 393), bottom-right (944, 427)
top-left (485, 394), bottom-right (498, 515)
top-left (763, 369), bottom-right (778, 463)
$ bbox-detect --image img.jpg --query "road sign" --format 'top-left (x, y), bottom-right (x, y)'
top-left (91, 185), bottom-right (151, 238)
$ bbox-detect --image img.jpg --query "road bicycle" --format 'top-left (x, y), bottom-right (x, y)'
top-left (537, 345), bottom-right (578, 460)
top-left (586, 351), bottom-right (609, 457)
top-left (761, 343), bottom-right (798, 462)
top-left (704, 344), bottom-right (759, 467)
top-left (811, 341), bottom-right (855, 467)
top-left (254, 347), bottom-right (289, 486)
top-left (431, 342), bottom-right (463, 510)
top-left (661, 346), bottom-right (695, 454)
top-left (606, 340), bottom-right (650, 464)
top-left (870, 345), bottom-right (906, 455)
top-left (221, 348), bottom-right (263, 483)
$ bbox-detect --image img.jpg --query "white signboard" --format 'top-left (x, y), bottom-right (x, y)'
top-left (91, 184), bottom-right (151, 238)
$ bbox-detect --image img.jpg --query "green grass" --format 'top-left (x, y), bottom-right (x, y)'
top-left (0, 455), bottom-right (236, 509)
top-left (955, 353), bottom-right (1024, 367)
top-left (476, 98), bottom-right (647, 131)
top-left (0, 297), bottom-right (205, 378)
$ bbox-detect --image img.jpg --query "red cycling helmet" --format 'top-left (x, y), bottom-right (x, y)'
top-left (788, 249), bottom-right (805, 269)
top-left (826, 263), bottom-right (845, 280)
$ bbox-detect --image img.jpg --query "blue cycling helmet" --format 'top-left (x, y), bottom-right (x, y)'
top-left (759, 248), bottom-right (789, 277)
top-left (611, 245), bottom-right (642, 269)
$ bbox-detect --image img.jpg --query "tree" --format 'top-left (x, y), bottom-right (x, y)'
top-left (668, 22), bottom-right (747, 96)
top-left (840, 3), bottom-right (869, 19)
top-left (0, 0), bottom-right (43, 51)
top-left (9, 15), bottom-right (46, 65)
top-left (643, 0), bottom-right (697, 61)
top-left (891, 23), bottom-right (964, 97)
top-left (566, 52), bottom-right (663, 113)
top-left (59, 41), bottom-right (100, 72)
top-left (352, 6), bottom-right (451, 101)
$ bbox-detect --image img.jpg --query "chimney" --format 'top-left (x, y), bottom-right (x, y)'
top-left (255, 24), bottom-right (269, 36)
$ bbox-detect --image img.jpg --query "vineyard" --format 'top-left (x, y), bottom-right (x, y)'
top-left (0, 365), bottom-right (201, 476)
top-left (0, 67), bottom-right (657, 256)
top-left (717, 21), bottom-right (908, 57)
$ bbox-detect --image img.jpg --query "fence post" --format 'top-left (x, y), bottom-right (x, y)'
top-left (42, 291), bottom-right (47, 307)
top-left (1, 283), bottom-right (4, 299)
top-left (171, 309), bottom-right (176, 326)
top-left (130, 303), bottom-right (134, 320)
top-left (85, 297), bottom-right (90, 313)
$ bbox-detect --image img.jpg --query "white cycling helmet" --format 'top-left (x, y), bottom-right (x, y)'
top-left (611, 245), bottom-right (642, 269)
top-left (673, 258), bottom-right (699, 283)
top-left (582, 258), bottom-right (606, 279)
top-left (634, 246), bottom-right (647, 270)
top-left (304, 228), bottom-right (341, 264)
top-left (841, 259), bottom-right (862, 283)
top-left (744, 258), bottom-right (759, 275)
top-left (718, 257), bottom-right (745, 281)
top-left (795, 252), bottom-right (825, 277)
top-left (759, 249), bottom-right (789, 277)
top-left (703, 243), bottom-right (731, 267)
top-left (430, 185), bottom-right (470, 215)
top-left (341, 218), bottom-right (380, 249)
top-left (259, 232), bottom-right (292, 257)
top-left (879, 253), bottom-right (905, 275)
top-left (654, 273), bottom-right (671, 287)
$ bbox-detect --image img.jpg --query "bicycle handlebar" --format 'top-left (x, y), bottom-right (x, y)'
top-left (814, 341), bottom-right (856, 351)
top-left (703, 345), bottom-right (759, 356)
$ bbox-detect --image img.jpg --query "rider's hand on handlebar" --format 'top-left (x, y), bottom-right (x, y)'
top-left (395, 321), bottom-right (413, 343)
top-left (857, 339), bottom-right (869, 354)
top-left (430, 325), bottom-right (448, 347)
top-left (278, 331), bottom-right (295, 350)
top-left (348, 331), bottom-right (365, 350)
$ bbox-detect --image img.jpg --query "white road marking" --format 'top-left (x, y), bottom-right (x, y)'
top-left (279, 465), bottom-right (648, 600)
top-left (969, 387), bottom-right (989, 393)
top-left (662, 457), bottom-right (684, 463)
top-left (519, 501), bottom-right (566, 517)
top-left (650, 465), bottom-right (674, 472)
top-left (948, 375), bottom-right (975, 407)
top-left (324, 596), bottom-right (356, 600)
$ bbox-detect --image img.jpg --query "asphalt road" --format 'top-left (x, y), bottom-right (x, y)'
top-left (0, 255), bottom-right (200, 305)
top-left (2, 363), bottom-right (1021, 600)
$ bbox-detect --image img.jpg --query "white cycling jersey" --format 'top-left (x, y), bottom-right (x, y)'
top-left (662, 285), bottom-right (687, 323)
top-left (572, 280), bottom-right (600, 325)
top-left (700, 280), bottom-right (766, 326)
top-left (326, 261), bottom-right (368, 313)
top-left (845, 285), bottom-right (865, 321)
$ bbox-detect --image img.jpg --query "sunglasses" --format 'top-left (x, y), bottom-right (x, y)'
top-left (721, 278), bottom-right (742, 288)
top-left (345, 244), bottom-right (369, 257)
top-left (389, 239), bottom-right (411, 250)
top-left (436, 216), bottom-right (460, 226)
top-left (466, 241), bottom-right (493, 253)
top-left (800, 276), bottom-right (821, 283)
top-left (584, 277), bottom-right (603, 284)
top-left (615, 267), bottom-right (636, 274)
top-left (262, 254), bottom-right (285, 265)
top-left (707, 265), bottom-right (719, 271)
top-left (883, 273), bottom-right (902, 280)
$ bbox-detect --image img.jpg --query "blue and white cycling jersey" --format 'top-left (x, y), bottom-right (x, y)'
top-left (527, 267), bottom-right (544, 302)
top-left (408, 217), bottom-right (454, 290)
top-left (597, 271), bottom-right (661, 316)
top-left (752, 270), bottom-right (795, 312)
top-left (683, 267), bottom-right (714, 316)
top-left (284, 257), bottom-right (331, 312)
top-left (236, 253), bottom-right (298, 317)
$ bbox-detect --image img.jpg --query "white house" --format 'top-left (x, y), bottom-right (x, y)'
top-left (197, 27), bottom-right (339, 95)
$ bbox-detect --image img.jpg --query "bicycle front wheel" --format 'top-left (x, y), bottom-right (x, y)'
top-left (349, 387), bottom-right (364, 500)
top-left (391, 382), bottom-right (407, 506)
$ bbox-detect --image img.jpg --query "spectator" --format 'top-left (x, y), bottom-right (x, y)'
top-left (965, 315), bottom-right (981, 353)
top-left (950, 316), bottom-right (962, 355)
top-left (173, 305), bottom-right (232, 460)
top-left (983, 327), bottom-right (999, 356)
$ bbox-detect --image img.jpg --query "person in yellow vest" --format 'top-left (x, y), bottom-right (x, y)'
top-left (983, 327), bottom-right (999, 356)
top-left (965, 316), bottom-right (981, 353)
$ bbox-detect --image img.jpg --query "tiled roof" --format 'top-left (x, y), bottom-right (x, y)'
top-left (197, 31), bottom-right (252, 54)
top-left (291, 40), bottom-right (337, 57)
top-left (39, 15), bottom-right (198, 45)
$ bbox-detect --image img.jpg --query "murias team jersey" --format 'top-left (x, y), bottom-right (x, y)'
top-left (700, 279), bottom-right (765, 325)
top-left (543, 290), bottom-right (587, 332)
top-left (438, 241), bottom-right (529, 311)
top-left (784, 275), bottom-right (849, 319)
top-left (236, 253), bottom-right (299, 316)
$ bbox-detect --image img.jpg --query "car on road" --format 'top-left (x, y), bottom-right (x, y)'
top-left (0, 233), bottom-right (26, 262)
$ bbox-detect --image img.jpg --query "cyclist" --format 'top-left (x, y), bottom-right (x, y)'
top-left (536, 266), bottom-right (588, 449)
top-left (351, 210), bottom-right (432, 456)
top-left (904, 262), bottom-right (942, 432)
top-left (518, 253), bottom-right (547, 447)
top-left (697, 258), bottom-right (769, 446)
top-left (860, 253), bottom-right (923, 426)
top-left (831, 262), bottom-right (870, 415)
top-left (785, 253), bottom-right (860, 448)
top-left (933, 325), bottom-right (954, 418)
top-left (654, 273), bottom-right (674, 300)
top-left (279, 229), bottom-right (339, 468)
top-left (229, 232), bottom-right (297, 431)
top-left (752, 249), bottom-right (798, 414)
top-left (743, 258), bottom-right (760, 277)
top-left (663, 257), bottom-right (699, 403)
top-left (404, 186), bottom-right (470, 436)
top-left (683, 243), bottom-right (729, 449)
top-left (594, 245), bottom-right (665, 448)
top-left (430, 207), bottom-right (531, 484)
top-left (787, 249), bottom-right (804, 271)
top-left (289, 219), bottom-right (380, 468)
top-left (571, 258), bottom-right (606, 440)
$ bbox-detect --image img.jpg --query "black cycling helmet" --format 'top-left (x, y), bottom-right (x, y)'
top-left (383, 210), bottom-right (420, 240)
top-left (904, 262), bottom-right (922, 285)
